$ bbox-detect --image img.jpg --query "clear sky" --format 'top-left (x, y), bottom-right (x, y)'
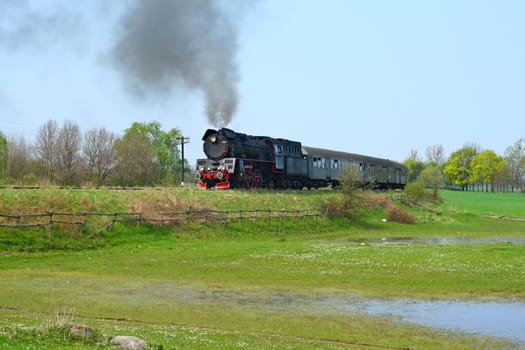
top-left (1, 0), bottom-right (524, 165)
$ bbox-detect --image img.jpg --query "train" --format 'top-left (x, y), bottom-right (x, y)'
top-left (194, 128), bottom-right (408, 190)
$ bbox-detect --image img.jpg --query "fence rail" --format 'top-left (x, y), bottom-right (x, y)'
top-left (0, 208), bottom-right (326, 232)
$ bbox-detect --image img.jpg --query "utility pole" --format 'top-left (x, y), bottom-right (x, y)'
top-left (177, 136), bottom-right (190, 187)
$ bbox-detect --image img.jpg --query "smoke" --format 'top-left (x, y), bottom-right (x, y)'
top-left (111, 0), bottom-right (243, 127)
top-left (0, 1), bottom-right (83, 51)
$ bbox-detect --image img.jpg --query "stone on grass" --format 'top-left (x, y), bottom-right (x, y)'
top-left (110, 335), bottom-right (148, 350)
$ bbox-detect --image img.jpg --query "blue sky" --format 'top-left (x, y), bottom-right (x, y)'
top-left (1, 0), bottom-right (524, 165)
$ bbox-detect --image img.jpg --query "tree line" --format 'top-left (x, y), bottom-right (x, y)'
top-left (1, 121), bottom-right (524, 191)
top-left (0, 120), bottom-right (191, 187)
top-left (404, 141), bottom-right (525, 192)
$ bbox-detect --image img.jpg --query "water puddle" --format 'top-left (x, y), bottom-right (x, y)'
top-left (351, 236), bottom-right (525, 245)
top-left (338, 298), bottom-right (525, 345)
top-left (164, 283), bottom-right (525, 345)
top-left (85, 279), bottom-right (525, 346)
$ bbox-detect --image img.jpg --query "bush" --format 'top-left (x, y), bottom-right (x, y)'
top-left (338, 165), bottom-right (368, 218)
top-left (386, 203), bottom-right (414, 224)
top-left (404, 181), bottom-right (426, 202)
top-left (369, 193), bottom-right (415, 224)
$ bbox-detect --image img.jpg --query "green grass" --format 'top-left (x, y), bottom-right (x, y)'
top-left (3, 307), bottom-right (511, 350)
top-left (0, 188), bottom-right (524, 349)
top-left (440, 189), bottom-right (525, 217)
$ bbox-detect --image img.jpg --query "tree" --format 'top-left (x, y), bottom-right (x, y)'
top-left (0, 131), bottom-right (7, 180)
top-left (420, 165), bottom-right (444, 198)
top-left (443, 146), bottom-right (477, 190)
top-left (7, 134), bottom-right (32, 181)
top-left (504, 138), bottom-right (525, 191)
top-left (407, 149), bottom-right (421, 161)
top-left (403, 157), bottom-right (425, 182)
top-left (425, 144), bottom-right (446, 165)
top-left (113, 129), bottom-right (157, 186)
top-left (56, 120), bottom-right (82, 186)
top-left (35, 120), bottom-right (59, 182)
top-left (125, 121), bottom-right (183, 185)
top-left (83, 128), bottom-right (117, 186)
top-left (492, 163), bottom-right (512, 192)
top-left (470, 150), bottom-right (506, 192)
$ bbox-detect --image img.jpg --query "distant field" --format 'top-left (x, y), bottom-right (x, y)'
top-left (440, 190), bottom-right (525, 217)
top-left (0, 188), bottom-right (524, 349)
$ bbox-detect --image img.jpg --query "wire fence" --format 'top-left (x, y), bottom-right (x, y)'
top-left (0, 208), bottom-right (327, 233)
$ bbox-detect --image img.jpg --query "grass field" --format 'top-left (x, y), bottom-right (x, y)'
top-left (1, 188), bottom-right (524, 349)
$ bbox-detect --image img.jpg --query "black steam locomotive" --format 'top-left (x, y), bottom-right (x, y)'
top-left (194, 128), bottom-right (408, 190)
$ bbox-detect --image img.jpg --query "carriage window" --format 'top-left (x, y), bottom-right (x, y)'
top-left (313, 157), bottom-right (325, 168)
top-left (369, 164), bottom-right (376, 176)
top-left (332, 159), bottom-right (339, 169)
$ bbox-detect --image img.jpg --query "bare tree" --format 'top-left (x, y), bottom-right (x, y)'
top-left (425, 144), bottom-right (446, 165)
top-left (83, 127), bottom-right (117, 186)
top-left (56, 120), bottom-right (82, 186)
top-left (7, 134), bottom-right (32, 181)
top-left (35, 119), bottom-right (59, 182)
top-left (407, 149), bottom-right (421, 161)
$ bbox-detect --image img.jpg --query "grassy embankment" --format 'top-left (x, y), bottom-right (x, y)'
top-left (0, 188), bottom-right (524, 349)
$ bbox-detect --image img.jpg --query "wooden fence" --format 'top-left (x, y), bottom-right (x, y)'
top-left (0, 208), bottom-right (326, 233)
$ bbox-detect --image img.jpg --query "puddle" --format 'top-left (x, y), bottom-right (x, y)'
top-left (338, 298), bottom-right (525, 345)
top-left (141, 283), bottom-right (525, 345)
top-left (146, 282), bottom-right (525, 345)
top-left (68, 277), bottom-right (525, 346)
top-left (351, 237), bottom-right (525, 245)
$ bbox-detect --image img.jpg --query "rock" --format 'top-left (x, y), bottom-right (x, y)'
top-left (110, 335), bottom-right (148, 350)
top-left (69, 324), bottom-right (93, 338)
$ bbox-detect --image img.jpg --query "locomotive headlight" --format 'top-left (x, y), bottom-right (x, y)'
top-left (210, 135), bottom-right (217, 143)
top-left (198, 166), bottom-right (204, 172)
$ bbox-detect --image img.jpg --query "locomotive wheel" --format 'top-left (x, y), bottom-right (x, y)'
top-left (268, 179), bottom-right (276, 190)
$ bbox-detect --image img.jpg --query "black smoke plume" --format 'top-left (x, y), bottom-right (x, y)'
top-left (111, 0), bottom-right (241, 127)
top-left (0, 1), bottom-right (82, 50)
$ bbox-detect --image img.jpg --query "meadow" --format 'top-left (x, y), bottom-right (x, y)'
top-left (0, 188), bottom-right (524, 349)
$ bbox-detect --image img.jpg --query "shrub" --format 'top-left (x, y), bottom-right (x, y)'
top-left (338, 165), bottom-right (368, 218)
top-left (370, 193), bottom-right (415, 224)
top-left (404, 181), bottom-right (426, 202)
top-left (386, 203), bottom-right (415, 224)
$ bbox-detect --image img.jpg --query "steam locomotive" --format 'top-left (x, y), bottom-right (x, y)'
top-left (194, 128), bottom-right (408, 190)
